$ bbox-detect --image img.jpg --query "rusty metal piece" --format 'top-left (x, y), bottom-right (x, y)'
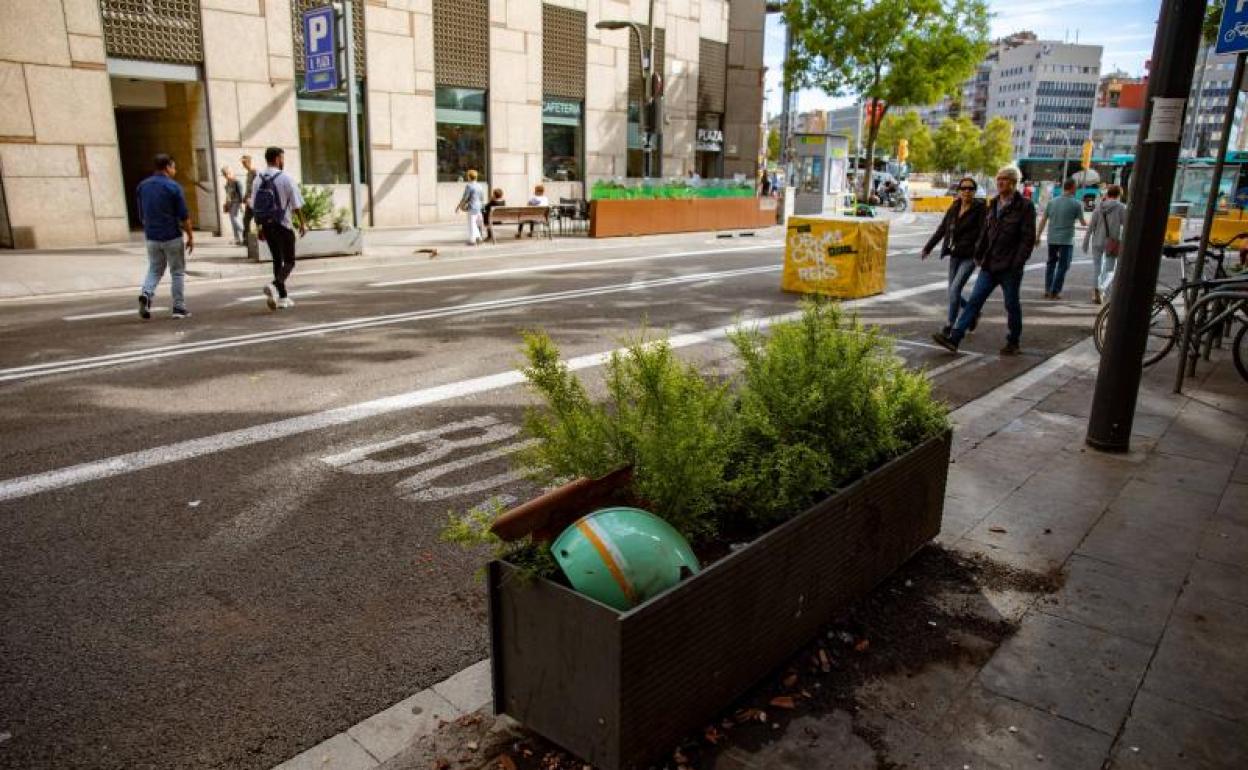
top-left (489, 466), bottom-right (634, 543)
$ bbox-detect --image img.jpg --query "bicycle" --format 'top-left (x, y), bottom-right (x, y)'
top-left (1092, 233), bottom-right (1247, 367)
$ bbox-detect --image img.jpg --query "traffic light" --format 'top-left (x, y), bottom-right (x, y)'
top-left (1081, 139), bottom-right (1094, 170)
top-left (897, 138), bottom-right (909, 164)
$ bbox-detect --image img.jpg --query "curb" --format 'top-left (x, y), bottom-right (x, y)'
top-left (271, 661), bottom-right (492, 770)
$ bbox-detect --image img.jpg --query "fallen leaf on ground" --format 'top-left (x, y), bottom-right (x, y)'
top-left (493, 755), bottom-right (518, 770)
top-left (854, 639), bottom-right (870, 653)
top-left (704, 726), bottom-right (723, 744)
top-left (769, 696), bottom-right (796, 709)
top-left (818, 649), bottom-right (831, 672)
top-left (783, 673), bottom-right (798, 688)
top-left (988, 526), bottom-right (1007, 533)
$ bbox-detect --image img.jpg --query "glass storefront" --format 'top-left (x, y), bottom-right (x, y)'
top-left (542, 97), bottom-right (583, 181)
top-left (695, 112), bottom-right (724, 179)
top-left (436, 86), bottom-right (488, 182)
top-left (296, 75), bottom-right (367, 186)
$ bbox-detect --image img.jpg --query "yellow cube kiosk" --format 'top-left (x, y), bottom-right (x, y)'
top-left (782, 216), bottom-right (889, 299)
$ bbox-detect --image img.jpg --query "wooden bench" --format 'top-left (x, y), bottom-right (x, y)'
top-left (486, 206), bottom-right (553, 242)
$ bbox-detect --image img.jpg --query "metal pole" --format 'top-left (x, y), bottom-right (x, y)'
top-left (342, 0), bottom-right (362, 228)
top-left (1173, 50), bottom-right (1245, 392)
top-left (646, 0), bottom-right (657, 178)
top-left (1086, 0), bottom-right (1206, 452)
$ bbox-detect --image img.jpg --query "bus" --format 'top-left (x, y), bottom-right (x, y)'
top-left (1017, 153), bottom-right (1248, 214)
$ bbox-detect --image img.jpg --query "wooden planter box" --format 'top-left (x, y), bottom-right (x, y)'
top-left (487, 430), bottom-right (951, 770)
top-left (588, 198), bottom-right (777, 238)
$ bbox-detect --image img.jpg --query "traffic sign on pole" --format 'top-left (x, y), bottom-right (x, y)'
top-left (1217, 0), bottom-right (1248, 55)
top-left (303, 5), bottom-right (338, 92)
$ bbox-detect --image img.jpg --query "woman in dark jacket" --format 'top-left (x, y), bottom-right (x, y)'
top-left (921, 177), bottom-right (987, 336)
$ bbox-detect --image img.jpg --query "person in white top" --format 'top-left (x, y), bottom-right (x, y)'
top-left (249, 146), bottom-right (306, 310)
top-left (518, 184), bottom-right (549, 238)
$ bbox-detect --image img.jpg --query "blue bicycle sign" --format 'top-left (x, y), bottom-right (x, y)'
top-left (1217, 1), bottom-right (1248, 54)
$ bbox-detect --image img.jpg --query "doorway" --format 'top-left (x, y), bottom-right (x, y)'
top-left (111, 71), bottom-right (218, 234)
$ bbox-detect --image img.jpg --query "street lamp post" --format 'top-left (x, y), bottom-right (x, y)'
top-left (598, 0), bottom-right (660, 178)
top-left (1056, 125), bottom-right (1075, 183)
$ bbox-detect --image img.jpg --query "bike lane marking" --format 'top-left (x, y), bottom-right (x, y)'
top-left (0, 274), bottom-right (972, 504)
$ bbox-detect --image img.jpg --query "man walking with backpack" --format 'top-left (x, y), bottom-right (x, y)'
top-left (136, 153), bottom-right (194, 320)
top-left (251, 146), bottom-right (306, 310)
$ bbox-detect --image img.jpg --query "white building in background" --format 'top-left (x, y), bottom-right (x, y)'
top-left (1184, 43), bottom-right (1248, 157)
top-left (986, 40), bottom-right (1102, 159)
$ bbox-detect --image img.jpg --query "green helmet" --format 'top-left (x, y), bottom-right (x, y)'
top-left (552, 507), bottom-right (700, 611)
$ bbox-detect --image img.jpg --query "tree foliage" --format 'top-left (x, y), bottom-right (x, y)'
top-left (876, 111), bottom-right (934, 172)
top-left (977, 116), bottom-right (1014, 177)
top-left (767, 127), bottom-right (782, 162)
top-left (784, 0), bottom-right (989, 199)
top-left (1206, 0), bottom-right (1225, 44)
top-left (930, 116), bottom-right (980, 174)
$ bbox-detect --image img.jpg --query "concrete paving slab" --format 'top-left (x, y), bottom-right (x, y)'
top-left (1233, 454), bottom-right (1248, 484)
top-left (1041, 555), bottom-right (1183, 646)
top-left (1111, 477), bottom-right (1224, 521)
top-left (712, 712), bottom-right (879, 770)
top-left (1198, 516), bottom-right (1248, 568)
top-left (430, 659), bottom-right (491, 714)
top-left (855, 661), bottom-right (981, 735)
top-left (1154, 401), bottom-right (1248, 466)
top-left (1215, 481), bottom-right (1248, 526)
top-left (1109, 689), bottom-right (1248, 770)
top-left (936, 683), bottom-right (1114, 770)
top-left (1187, 556), bottom-right (1248, 607)
top-left (1143, 586), bottom-right (1248, 722)
top-left (977, 612), bottom-right (1153, 735)
top-left (1132, 451), bottom-right (1236, 498)
top-left (1076, 507), bottom-right (1205, 581)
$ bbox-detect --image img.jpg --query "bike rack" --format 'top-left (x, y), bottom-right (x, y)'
top-left (1172, 284), bottom-right (1248, 393)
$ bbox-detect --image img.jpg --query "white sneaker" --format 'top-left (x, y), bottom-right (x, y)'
top-left (263, 283), bottom-right (278, 311)
top-left (277, 297), bottom-right (295, 309)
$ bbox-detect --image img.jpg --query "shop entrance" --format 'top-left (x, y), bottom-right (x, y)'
top-left (110, 62), bottom-right (217, 234)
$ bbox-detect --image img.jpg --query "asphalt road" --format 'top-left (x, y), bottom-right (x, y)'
top-left (0, 217), bottom-right (1106, 769)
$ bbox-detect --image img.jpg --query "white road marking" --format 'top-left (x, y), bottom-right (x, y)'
top-left (232, 291), bottom-right (322, 303)
top-left (0, 275), bottom-right (975, 503)
top-left (366, 244), bottom-right (777, 287)
top-left (0, 265), bottom-right (779, 384)
top-left (64, 307), bottom-right (167, 321)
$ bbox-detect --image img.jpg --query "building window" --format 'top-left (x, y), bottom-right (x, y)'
top-left (296, 72), bottom-right (368, 185)
top-left (543, 98), bottom-right (583, 181)
top-left (435, 87), bottom-right (488, 182)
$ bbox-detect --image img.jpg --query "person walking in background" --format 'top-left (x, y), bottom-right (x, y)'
top-left (456, 169), bottom-right (485, 246)
top-left (921, 176), bottom-right (986, 338)
top-left (240, 154), bottom-right (257, 238)
top-left (483, 188), bottom-right (506, 242)
top-left (932, 165), bottom-right (1037, 357)
top-left (518, 184), bottom-right (549, 238)
top-left (1083, 184), bottom-right (1126, 304)
top-left (251, 146), bottom-right (306, 311)
top-left (221, 166), bottom-right (244, 245)
top-left (760, 170), bottom-right (772, 197)
top-left (1036, 179), bottom-right (1086, 300)
top-left (136, 154), bottom-right (193, 320)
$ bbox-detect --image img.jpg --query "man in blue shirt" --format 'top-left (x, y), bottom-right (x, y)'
top-left (136, 154), bottom-right (194, 319)
top-left (1035, 179), bottom-right (1086, 300)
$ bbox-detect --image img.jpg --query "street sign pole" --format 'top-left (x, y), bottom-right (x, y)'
top-left (1086, 0), bottom-right (1206, 453)
top-left (341, 1), bottom-right (363, 228)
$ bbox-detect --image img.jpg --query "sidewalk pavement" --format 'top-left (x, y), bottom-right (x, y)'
top-left (0, 220), bottom-right (781, 300)
top-left (272, 340), bottom-right (1248, 770)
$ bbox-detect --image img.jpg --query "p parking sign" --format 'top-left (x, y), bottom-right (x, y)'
top-left (303, 5), bottom-right (338, 92)
top-left (1217, 0), bottom-right (1248, 55)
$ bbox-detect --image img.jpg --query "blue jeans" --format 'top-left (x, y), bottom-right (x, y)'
top-left (1044, 243), bottom-right (1074, 295)
top-left (950, 265), bottom-right (1024, 346)
top-left (141, 237), bottom-right (186, 309)
top-left (946, 257), bottom-right (976, 329)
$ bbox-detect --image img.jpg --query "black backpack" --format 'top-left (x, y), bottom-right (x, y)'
top-left (252, 171), bottom-right (284, 226)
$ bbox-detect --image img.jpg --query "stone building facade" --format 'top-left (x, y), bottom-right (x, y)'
top-left (0, 0), bottom-right (764, 248)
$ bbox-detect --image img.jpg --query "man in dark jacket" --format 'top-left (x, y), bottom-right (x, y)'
top-left (933, 165), bottom-right (1036, 356)
top-left (921, 177), bottom-right (987, 336)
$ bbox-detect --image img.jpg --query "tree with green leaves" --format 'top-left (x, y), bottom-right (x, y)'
top-left (977, 116), bottom-right (1014, 177)
top-left (784, 0), bottom-right (989, 201)
top-left (876, 111), bottom-right (934, 172)
top-left (930, 116), bottom-right (980, 175)
top-left (1206, 0), bottom-right (1224, 43)
top-left (767, 128), bottom-right (782, 162)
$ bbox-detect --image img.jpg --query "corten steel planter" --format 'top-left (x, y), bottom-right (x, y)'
top-left (588, 198), bottom-right (777, 238)
top-left (487, 430), bottom-right (951, 770)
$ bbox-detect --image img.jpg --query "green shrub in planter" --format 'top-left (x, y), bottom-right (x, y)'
top-left (297, 184), bottom-right (335, 229)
